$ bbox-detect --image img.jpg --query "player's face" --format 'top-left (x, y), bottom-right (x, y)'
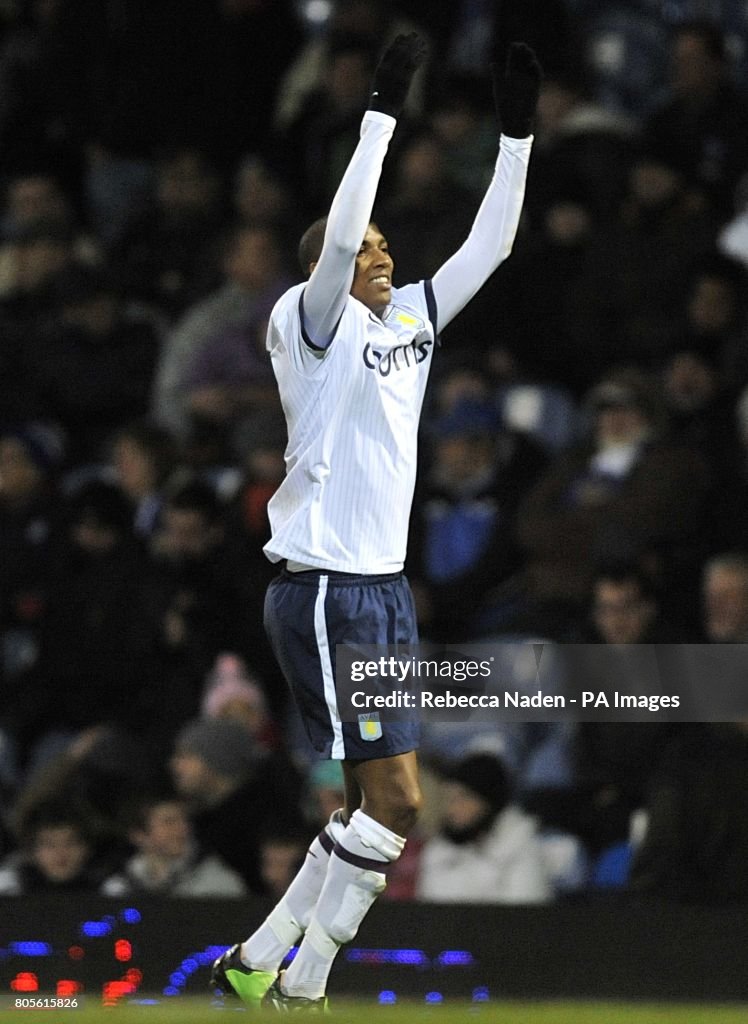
top-left (350, 224), bottom-right (393, 314)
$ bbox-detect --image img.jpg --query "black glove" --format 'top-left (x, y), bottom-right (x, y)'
top-left (368, 32), bottom-right (427, 119)
top-left (492, 42), bottom-right (543, 138)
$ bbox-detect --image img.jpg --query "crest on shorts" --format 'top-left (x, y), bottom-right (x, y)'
top-left (358, 712), bottom-right (382, 741)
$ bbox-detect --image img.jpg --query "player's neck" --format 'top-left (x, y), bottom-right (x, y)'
top-left (367, 302), bottom-right (388, 320)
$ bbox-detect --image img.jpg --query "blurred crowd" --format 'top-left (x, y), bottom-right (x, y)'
top-left (2, 0), bottom-right (748, 905)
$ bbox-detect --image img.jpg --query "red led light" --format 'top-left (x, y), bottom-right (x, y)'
top-left (114, 939), bottom-right (132, 962)
top-left (68, 945), bottom-right (85, 961)
top-left (102, 979), bottom-right (134, 1006)
top-left (11, 973), bottom-right (39, 992)
top-left (124, 968), bottom-right (143, 985)
top-left (57, 980), bottom-right (83, 996)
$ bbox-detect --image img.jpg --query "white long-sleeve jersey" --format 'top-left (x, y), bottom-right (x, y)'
top-left (264, 111), bottom-right (532, 574)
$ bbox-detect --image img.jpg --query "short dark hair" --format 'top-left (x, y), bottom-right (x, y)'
top-left (592, 562), bottom-right (657, 602)
top-left (298, 217), bottom-right (328, 275)
top-left (121, 790), bottom-right (183, 833)
top-left (20, 800), bottom-right (93, 848)
top-left (113, 419), bottom-right (177, 485)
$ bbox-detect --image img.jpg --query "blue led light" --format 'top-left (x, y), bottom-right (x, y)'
top-left (436, 950), bottom-right (475, 966)
top-left (205, 945), bottom-right (229, 959)
top-left (345, 948), bottom-right (429, 965)
top-left (10, 942), bottom-right (52, 957)
top-left (81, 921), bottom-right (113, 938)
top-left (394, 949), bottom-right (429, 965)
top-left (164, 944), bottom-right (231, 995)
top-left (472, 986), bottom-right (490, 1002)
top-left (378, 990), bottom-right (397, 1004)
top-left (286, 945), bottom-right (299, 962)
top-left (121, 908), bottom-right (141, 924)
top-left (425, 991), bottom-right (444, 1003)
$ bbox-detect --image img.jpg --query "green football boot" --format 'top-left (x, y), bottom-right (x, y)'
top-left (209, 943), bottom-right (276, 1008)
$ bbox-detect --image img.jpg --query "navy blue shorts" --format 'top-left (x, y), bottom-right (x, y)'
top-left (264, 569), bottom-right (420, 760)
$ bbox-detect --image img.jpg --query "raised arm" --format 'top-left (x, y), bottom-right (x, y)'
top-left (302, 34), bottom-right (426, 349)
top-left (431, 44), bottom-right (542, 332)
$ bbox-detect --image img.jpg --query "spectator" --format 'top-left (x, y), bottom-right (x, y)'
top-left (0, 800), bottom-right (101, 895)
top-left (496, 188), bottom-right (604, 395)
top-left (428, 74), bottom-right (497, 198)
top-left (258, 831), bottom-right (307, 902)
top-left (277, 35), bottom-right (378, 219)
top-left (582, 147), bottom-right (719, 367)
top-left (701, 553), bottom-right (748, 643)
top-left (142, 480), bottom-right (233, 735)
top-left (517, 367), bottom-right (711, 630)
top-left (110, 420), bottom-right (180, 539)
top-left (214, 413), bottom-right (290, 701)
top-left (527, 566), bottom-right (685, 869)
top-left (0, 172), bottom-right (81, 243)
top-left (376, 130), bottom-right (475, 285)
top-left (661, 345), bottom-right (737, 492)
top-left (629, 722), bottom-right (748, 902)
top-left (273, 0), bottom-right (427, 133)
top-left (101, 792), bottom-right (246, 898)
top-left (152, 223), bottom-right (290, 444)
top-left (170, 718), bottom-right (302, 893)
top-left (0, 217), bottom-right (73, 328)
top-left (182, 309), bottom-right (282, 455)
top-left (201, 652), bottom-right (280, 754)
top-left (643, 19), bottom-right (748, 218)
top-left (678, 254), bottom-right (748, 398)
top-left (426, 361), bottom-right (494, 418)
top-left (627, 559), bottom-right (748, 899)
top-left (232, 154), bottom-right (298, 241)
top-left (11, 726), bottom-right (154, 866)
top-left (113, 149), bottom-right (224, 321)
top-left (302, 760), bottom-right (346, 831)
top-left (527, 63), bottom-right (638, 229)
top-left (416, 753), bottom-right (553, 904)
top-left (408, 397), bottom-right (547, 640)
top-left (19, 264), bottom-right (160, 463)
top-left (52, 0), bottom-right (265, 247)
top-left (0, 425), bottom-right (64, 687)
top-left (587, 564), bottom-right (661, 643)
top-left (20, 481), bottom-right (156, 745)
top-left (570, 0), bottom-right (668, 117)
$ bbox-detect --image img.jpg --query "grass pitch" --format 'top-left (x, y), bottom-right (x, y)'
top-left (7, 998), bottom-right (748, 1024)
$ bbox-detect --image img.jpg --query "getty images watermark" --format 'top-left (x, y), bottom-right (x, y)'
top-left (334, 642), bottom-right (748, 725)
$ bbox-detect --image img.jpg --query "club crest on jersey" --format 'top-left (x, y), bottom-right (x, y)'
top-left (358, 712), bottom-right (383, 741)
top-left (384, 307), bottom-right (423, 329)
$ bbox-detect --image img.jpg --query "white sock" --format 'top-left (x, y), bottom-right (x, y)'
top-left (240, 810), bottom-right (346, 972)
top-left (281, 810), bottom-right (405, 999)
